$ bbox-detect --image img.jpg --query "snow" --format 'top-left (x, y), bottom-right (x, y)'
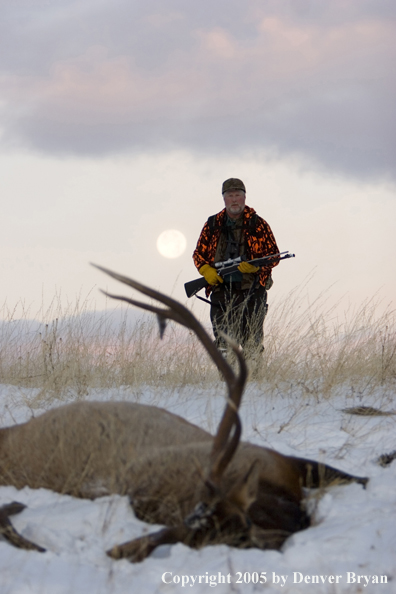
top-left (1, 382), bottom-right (395, 593)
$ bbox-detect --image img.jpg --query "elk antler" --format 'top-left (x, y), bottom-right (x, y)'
top-left (92, 264), bottom-right (247, 487)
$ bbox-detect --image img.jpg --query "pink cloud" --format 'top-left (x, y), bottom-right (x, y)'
top-left (0, 3), bottom-right (394, 179)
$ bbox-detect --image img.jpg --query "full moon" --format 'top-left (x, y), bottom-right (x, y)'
top-left (156, 229), bottom-right (187, 259)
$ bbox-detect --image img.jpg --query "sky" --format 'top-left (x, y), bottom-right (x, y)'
top-left (1, 0), bottom-right (395, 320)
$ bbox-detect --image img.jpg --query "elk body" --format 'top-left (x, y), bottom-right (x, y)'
top-left (0, 266), bottom-right (367, 562)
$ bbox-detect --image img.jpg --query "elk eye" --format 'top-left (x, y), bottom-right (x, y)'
top-left (184, 502), bottom-right (213, 529)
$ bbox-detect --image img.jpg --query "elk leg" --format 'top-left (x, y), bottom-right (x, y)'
top-left (0, 502), bottom-right (46, 552)
top-left (107, 525), bottom-right (189, 563)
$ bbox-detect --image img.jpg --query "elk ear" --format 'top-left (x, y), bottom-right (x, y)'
top-left (228, 460), bottom-right (260, 511)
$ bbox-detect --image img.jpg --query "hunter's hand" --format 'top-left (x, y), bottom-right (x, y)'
top-left (238, 261), bottom-right (260, 274)
top-left (199, 264), bottom-right (224, 285)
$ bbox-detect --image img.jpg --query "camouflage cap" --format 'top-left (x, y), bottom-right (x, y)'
top-left (222, 178), bottom-right (246, 194)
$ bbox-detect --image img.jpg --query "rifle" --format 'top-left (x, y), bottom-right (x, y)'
top-left (184, 251), bottom-right (295, 298)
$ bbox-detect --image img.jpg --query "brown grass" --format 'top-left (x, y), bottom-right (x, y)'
top-left (0, 288), bottom-right (395, 406)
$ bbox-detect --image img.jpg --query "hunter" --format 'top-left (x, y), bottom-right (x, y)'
top-left (193, 178), bottom-right (279, 354)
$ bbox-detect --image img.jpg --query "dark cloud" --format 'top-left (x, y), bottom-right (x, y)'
top-left (1, 0), bottom-right (395, 181)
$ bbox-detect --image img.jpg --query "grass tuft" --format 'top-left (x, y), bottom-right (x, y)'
top-left (0, 289), bottom-right (395, 406)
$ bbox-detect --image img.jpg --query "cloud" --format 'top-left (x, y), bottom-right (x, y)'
top-left (0, 0), bottom-right (395, 180)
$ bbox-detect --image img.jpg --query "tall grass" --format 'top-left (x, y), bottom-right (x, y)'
top-left (0, 289), bottom-right (395, 405)
top-left (0, 297), bottom-right (209, 402)
top-left (262, 289), bottom-right (396, 397)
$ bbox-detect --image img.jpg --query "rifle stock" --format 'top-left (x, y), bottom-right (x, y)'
top-left (184, 252), bottom-right (295, 298)
top-left (185, 276), bottom-right (209, 298)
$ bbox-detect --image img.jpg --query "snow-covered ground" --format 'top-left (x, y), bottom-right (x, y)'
top-left (0, 382), bottom-right (395, 594)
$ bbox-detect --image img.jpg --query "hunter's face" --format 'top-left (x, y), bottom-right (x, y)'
top-left (223, 190), bottom-right (246, 219)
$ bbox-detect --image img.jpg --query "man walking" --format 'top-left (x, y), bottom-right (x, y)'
top-left (193, 178), bottom-right (279, 355)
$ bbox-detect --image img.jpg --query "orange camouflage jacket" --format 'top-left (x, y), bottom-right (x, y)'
top-left (193, 206), bottom-right (279, 295)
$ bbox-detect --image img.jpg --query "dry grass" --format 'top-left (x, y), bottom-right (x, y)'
top-left (0, 301), bottom-right (211, 402)
top-left (0, 288), bottom-right (395, 406)
top-left (260, 289), bottom-right (396, 398)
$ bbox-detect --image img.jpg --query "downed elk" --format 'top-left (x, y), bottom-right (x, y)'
top-left (0, 266), bottom-right (368, 562)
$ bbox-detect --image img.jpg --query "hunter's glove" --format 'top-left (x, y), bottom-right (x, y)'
top-left (199, 264), bottom-right (224, 285)
top-left (238, 261), bottom-right (260, 274)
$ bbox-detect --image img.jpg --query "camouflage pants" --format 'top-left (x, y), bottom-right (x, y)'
top-left (210, 283), bottom-right (268, 352)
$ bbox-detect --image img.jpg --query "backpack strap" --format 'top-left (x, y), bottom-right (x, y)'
top-left (247, 213), bottom-right (258, 234)
top-left (207, 214), bottom-right (218, 234)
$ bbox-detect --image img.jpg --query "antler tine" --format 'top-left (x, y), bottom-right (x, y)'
top-left (207, 338), bottom-right (247, 487)
top-left (98, 290), bottom-right (187, 327)
top-left (208, 406), bottom-right (242, 486)
top-left (92, 264), bottom-right (186, 311)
